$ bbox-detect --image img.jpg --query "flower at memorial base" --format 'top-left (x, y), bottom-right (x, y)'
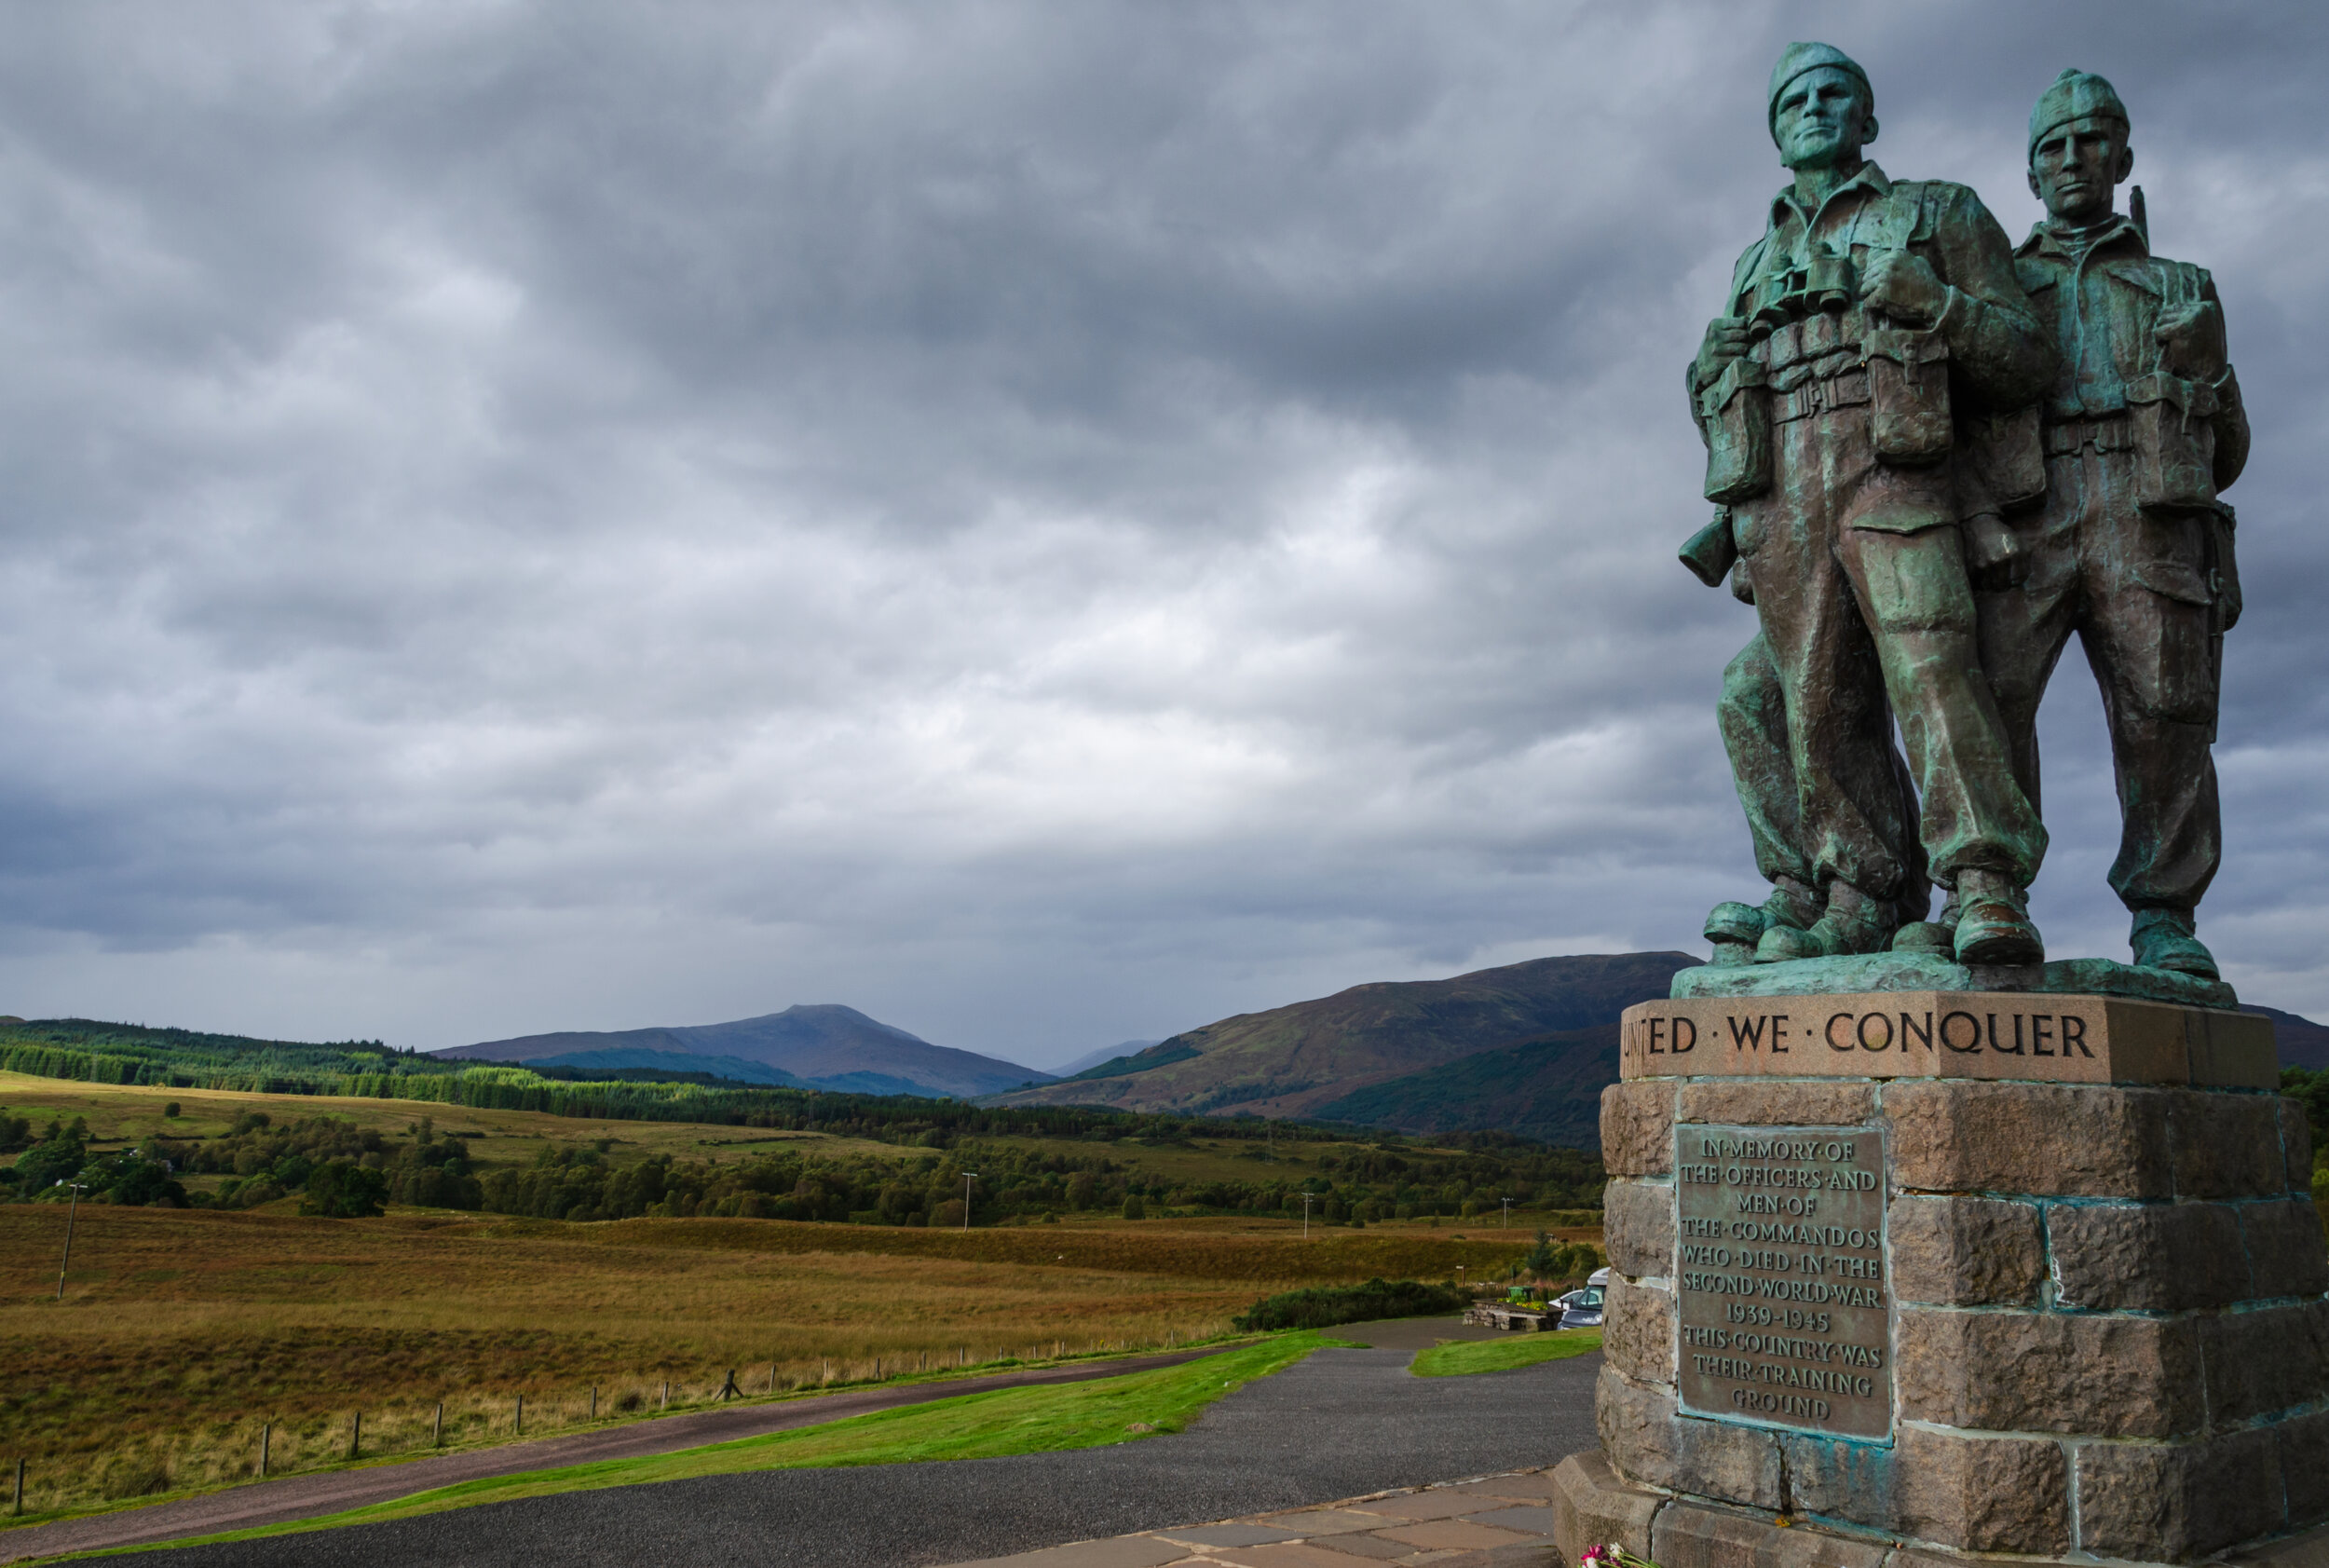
top-left (1582, 1546), bottom-right (1659, 1568)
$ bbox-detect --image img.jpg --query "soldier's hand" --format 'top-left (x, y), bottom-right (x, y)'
top-left (1963, 514), bottom-right (2026, 590)
top-left (1860, 250), bottom-right (1949, 328)
top-left (2155, 301), bottom-right (2227, 381)
top-left (1696, 317), bottom-right (1750, 386)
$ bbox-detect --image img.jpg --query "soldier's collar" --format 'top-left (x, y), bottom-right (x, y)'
top-left (2018, 212), bottom-right (2147, 260)
top-left (1769, 160), bottom-right (1892, 228)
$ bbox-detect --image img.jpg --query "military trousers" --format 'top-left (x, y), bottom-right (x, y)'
top-left (1718, 632), bottom-right (1928, 918)
top-left (1974, 431), bottom-right (2222, 913)
top-left (1730, 401), bottom-right (2046, 900)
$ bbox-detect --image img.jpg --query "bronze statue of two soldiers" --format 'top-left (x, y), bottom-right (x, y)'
top-left (1687, 47), bottom-right (2247, 981)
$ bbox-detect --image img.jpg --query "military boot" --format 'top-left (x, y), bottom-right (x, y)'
top-left (1892, 888), bottom-right (1961, 957)
top-left (2132, 907), bottom-right (2219, 979)
top-left (1756, 880), bottom-right (1896, 963)
top-left (1954, 868), bottom-right (2044, 967)
top-left (1705, 876), bottom-right (1819, 967)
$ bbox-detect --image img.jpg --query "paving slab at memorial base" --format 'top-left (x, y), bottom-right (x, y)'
top-left (941, 1467), bottom-right (1568, 1568)
top-left (1549, 1450), bottom-right (2329, 1568)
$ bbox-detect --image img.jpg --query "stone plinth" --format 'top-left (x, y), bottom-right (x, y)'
top-left (1588, 989), bottom-right (2329, 1566)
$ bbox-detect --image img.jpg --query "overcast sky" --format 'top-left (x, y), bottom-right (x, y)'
top-left (0, 0), bottom-right (2321, 1067)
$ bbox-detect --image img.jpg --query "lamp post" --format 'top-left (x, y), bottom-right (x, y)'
top-left (54, 1181), bottom-right (88, 1302)
top-left (960, 1173), bottom-right (977, 1232)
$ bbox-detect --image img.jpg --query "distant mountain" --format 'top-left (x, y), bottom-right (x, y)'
top-left (439, 1004), bottom-right (1051, 1099)
top-left (1309, 1024), bottom-right (1620, 1148)
top-left (1052, 1040), bottom-right (1164, 1079)
top-left (990, 952), bottom-right (1695, 1120)
top-left (2255, 1005), bottom-right (2329, 1070)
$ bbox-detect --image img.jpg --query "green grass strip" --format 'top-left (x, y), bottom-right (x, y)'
top-left (86, 1333), bottom-right (1339, 1559)
top-left (1410, 1329), bottom-right (1601, 1377)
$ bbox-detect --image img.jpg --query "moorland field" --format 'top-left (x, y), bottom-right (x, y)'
top-left (0, 1071), bottom-right (1599, 1520)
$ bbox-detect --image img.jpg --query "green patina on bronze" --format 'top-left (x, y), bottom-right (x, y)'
top-left (1981, 69), bottom-right (2247, 981)
top-left (1680, 50), bottom-right (2245, 993)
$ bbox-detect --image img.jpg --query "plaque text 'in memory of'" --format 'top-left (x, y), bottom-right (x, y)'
top-left (1674, 1123), bottom-right (1891, 1441)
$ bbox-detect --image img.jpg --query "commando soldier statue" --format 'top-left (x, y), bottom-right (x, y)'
top-left (1974, 70), bottom-right (2250, 978)
top-left (1688, 43), bottom-right (2057, 967)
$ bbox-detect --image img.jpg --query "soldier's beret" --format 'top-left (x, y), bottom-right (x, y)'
top-left (1767, 42), bottom-right (1873, 142)
top-left (2029, 69), bottom-right (2129, 157)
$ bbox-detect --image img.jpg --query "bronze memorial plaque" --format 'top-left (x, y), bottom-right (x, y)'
top-left (1675, 1123), bottom-right (1890, 1440)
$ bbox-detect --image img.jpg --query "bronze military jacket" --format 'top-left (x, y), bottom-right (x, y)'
top-left (1689, 161), bottom-right (2055, 415)
top-left (2013, 215), bottom-right (2250, 491)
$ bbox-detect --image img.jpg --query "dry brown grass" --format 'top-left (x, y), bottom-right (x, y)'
top-left (0, 1203), bottom-right (1560, 1518)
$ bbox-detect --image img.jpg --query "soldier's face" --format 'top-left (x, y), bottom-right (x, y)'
top-left (2029, 115), bottom-right (2132, 225)
top-left (1774, 68), bottom-right (1871, 170)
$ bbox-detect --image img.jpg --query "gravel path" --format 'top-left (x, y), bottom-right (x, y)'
top-left (112, 1339), bottom-right (1601, 1568)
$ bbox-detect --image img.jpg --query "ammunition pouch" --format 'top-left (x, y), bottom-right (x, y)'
top-left (2209, 502), bottom-right (2240, 634)
top-left (1680, 510), bottom-right (1740, 589)
top-left (1771, 365), bottom-right (1869, 422)
top-left (2044, 416), bottom-right (2136, 458)
top-left (2127, 371), bottom-right (2219, 515)
top-left (1864, 326), bottom-right (1953, 466)
top-left (1699, 356), bottom-right (1771, 504)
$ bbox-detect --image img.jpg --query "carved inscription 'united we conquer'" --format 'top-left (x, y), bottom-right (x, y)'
top-left (1675, 1124), bottom-right (1890, 1441)
top-left (1615, 991), bottom-right (2143, 1084)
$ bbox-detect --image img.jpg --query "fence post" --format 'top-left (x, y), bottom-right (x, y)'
top-left (259, 1424), bottom-right (269, 1479)
top-left (433, 1403), bottom-right (443, 1447)
top-left (590, 1386), bottom-right (597, 1420)
top-left (515, 1395), bottom-right (524, 1437)
top-left (12, 1456), bottom-right (23, 1516)
top-left (348, 1411), bottom-right (361, 1461)
top-left (661, 1381), bottom-right (669, 1410)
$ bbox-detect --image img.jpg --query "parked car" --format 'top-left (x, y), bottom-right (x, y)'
top-left (1557, 1285), bottom-right (1604, 1329)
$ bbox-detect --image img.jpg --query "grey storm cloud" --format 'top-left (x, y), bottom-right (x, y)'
top-left (0, 0), bottom-right (2322, 1061)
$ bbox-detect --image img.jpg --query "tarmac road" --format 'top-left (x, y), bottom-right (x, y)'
top-left (121, 1338), bottom-right (1601, 1568)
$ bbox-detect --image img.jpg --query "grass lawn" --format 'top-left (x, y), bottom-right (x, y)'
top-left (117, 1331), bottom-right (1341, 1554)
top-left (1410, 1329), bottom-right (1601, 1377)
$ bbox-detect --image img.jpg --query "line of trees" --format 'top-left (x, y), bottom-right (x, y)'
top-left (1, 1106), bottom-right (1603, 1227)
top-left (0, 1111), bottom-right (466, 1218)
top-left (418, 1130), bottom-right (1601, 1225)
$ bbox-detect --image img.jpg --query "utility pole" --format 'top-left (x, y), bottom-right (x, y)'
top-left (1501, 1198), bottom-right (1514, 1230)
top-left (961, 1173), bottom-right (977, 1231)
top-left (54, 1182), bottom-right (88, 1302)
top-left (1300, 1193), bottom-right (1315, 1238)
